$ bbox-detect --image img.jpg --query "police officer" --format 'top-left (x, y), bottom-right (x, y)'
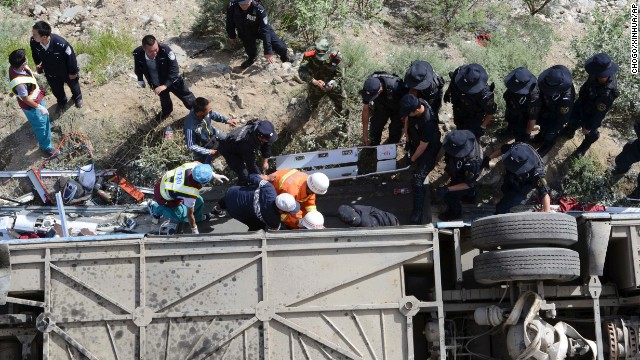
top-left (226, 0), bottom-right (291, 69)
top-left (444, 63), bottom-right (497, 139)
top-left (218, 174), bottom-right (300, 231)
top-left (147, 162), bottom-right (228, 234)
top-left (532, 65), bottom-right (575, 157)
top-left (403, 60), bottom-right (445, 116)
top-left (184, 97), bottom-right (238, 164)
top-left (337, 204), bottom-right (399, 227)
top-left (30, 21), bottom-right (83, 111)
top-left (399, 94), bottom-right (442, 224)
top-left (133, 35), bottom-right (195, 118)
top-left (298, 39), bottom-right (346, 116)
top-left (361, 72), bottom-right (406, 146)
top-left (8, 49), bottom-right (55, 155)
top-left (500, 67), bottom-right (540, 142)
top-left (488, 143), bottom-right (551, 214)
top-left (217, 119), bottom-right (277, 185)
top-left (561, 53), bottom-right (620, 157)
top-left (436, 130), bottom-right (483, 221)
top-left (613, 122), bottom-right (640, 197)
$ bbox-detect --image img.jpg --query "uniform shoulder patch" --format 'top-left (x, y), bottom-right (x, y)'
top-left (597, 103), bottom-right (607, 112)
top-left (560, 107), bottom-right (570, 114)
top-left (65, 46), bottom-right (72, 56)
top-left (168, 51), bottom-right (176, 61)
top-left (537, 177), bottom-right (547, 187)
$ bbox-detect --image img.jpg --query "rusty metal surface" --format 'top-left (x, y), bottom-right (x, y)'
top-left (5, 226), bottom-right (441, 359)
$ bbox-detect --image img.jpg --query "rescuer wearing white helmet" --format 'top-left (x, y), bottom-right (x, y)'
top-left (263, 168), bottom-right (330, 229)
top-left (300, 211), bottom-right (325, 229)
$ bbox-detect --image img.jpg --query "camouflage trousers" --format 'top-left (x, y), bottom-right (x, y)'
top-left (307, 85), bottom-right (346, 116)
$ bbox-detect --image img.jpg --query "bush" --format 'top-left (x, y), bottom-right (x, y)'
top-left (521, 0), bottom-right (555, 15)
top-left (458, 16), bottom-right (554, 112)
top-left (75, 30), bottom-right (135, 85)
top-left (561, 155), bottom-right (616, 205)
top-left (571, 9), bottom-right (639, 123)
top-left (0, 8), bottom-right (32, 94)
top-left (386, 47), bottom-right (456, 82)
top-left (407, 0), bottom-right (508, 38)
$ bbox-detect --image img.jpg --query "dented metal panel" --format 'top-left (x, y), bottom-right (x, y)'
top-left (6, 227), bottom-right (442, 359)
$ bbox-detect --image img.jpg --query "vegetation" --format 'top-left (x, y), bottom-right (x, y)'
top-left (0, 8), bottom-right (32, 93)
top-left (75, 31), bottom-right (136, 85)
top-left (458, 16), bottom-right (554, 112)
top-left (571, 8), bottom-right (639, 134)
top-left (521, 0), bottom-right (555, 15)
top-left (561, 155), bottom-right (616, 205)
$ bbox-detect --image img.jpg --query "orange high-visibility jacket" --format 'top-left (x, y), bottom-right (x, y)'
top-left (270, 169), bottom-right (317, 229)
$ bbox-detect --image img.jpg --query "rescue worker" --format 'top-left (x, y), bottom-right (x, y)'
top-left (8, 49), bottom-right (56, 155)
top-left (436, 130), bottom-right (483, 221)
top-left (403, 60), bottom-right (445, 116)
top-left (337, 204), bottom-right (399, 227)
top-left (300, 211), bottom-right (325, 229)
top-left (184, 97), bottom-right (238, 164)
top-left (217, 119), bottom-right (277, 185)
top-left (488, 143), bottom-right (551, 214)
top-left (264, 169), bottom-right (330, 229)
top-left (560, 53), bottom-right (620, 157)
top-left (226, 0), bottom-right (291, 69)
top-left (30, 21), bottom-right (83, 111)
top-left (298, 39), bottom-right (346, 116)
top-left (361, 72), bottom-right (406, 146)
top-left (400, 94), bottom-right (442, 224)
top-left (443, 63), bottom-right (497, 139)
top-left (218, 173), bottom-right (300, 231)
top-left (499, 67), bottom-right (540, 142)
top-left (147, 162), bottom-right (229, 234)
top-left (532, 65), bottom-right (575, 157)
top-left (133, 35), bottom-right (195, 118)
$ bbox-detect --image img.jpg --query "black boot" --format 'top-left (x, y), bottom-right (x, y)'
top-left (240, 57), bottom-right (256, 69)
top-left (573, 138), bottom-right (595, 157)
top-left (409, 186), bottom-right (426, 225)
top-left (537, 143), bottom-right (553, 157)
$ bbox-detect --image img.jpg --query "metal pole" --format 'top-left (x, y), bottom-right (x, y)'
top-left (54, 192), bottom-right (69, 237)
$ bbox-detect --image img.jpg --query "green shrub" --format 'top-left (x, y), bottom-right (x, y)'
top-left (561, 155), bottom-right (615, 205)
top-left (521, 0), bottom-right (555, 15)
top-left (458, 16), bottom-right (554, 112)
top-left (75, 31), bottom-right (135, 85)
top-left (386, 47), bottom-right (456, 82)
top-left (192, 0), bottom-right (228, 36)
top-left (571, 9), bottom-right (639, 124)
top-left (407, 0), bottom-right (508, 38)
top-left (0, 8), bottom-right (32, 94)
top-left (340, 38), bottom-right (379, 100)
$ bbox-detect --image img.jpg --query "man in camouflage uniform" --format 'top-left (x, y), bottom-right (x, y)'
top-left (298, 39), bottom-right (346, 116)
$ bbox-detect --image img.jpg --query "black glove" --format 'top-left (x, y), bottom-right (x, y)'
top-left (435, 186), bottom-right (449, 199)
top-left (443, 90), bottom-right (451, 103)
top-left (477, 127), bottom-right (486, 137)
top-left (481, 155), bottom-right (490, 169)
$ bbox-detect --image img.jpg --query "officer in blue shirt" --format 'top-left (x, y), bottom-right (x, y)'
top-left (226, 0), bottom-right (291, 69)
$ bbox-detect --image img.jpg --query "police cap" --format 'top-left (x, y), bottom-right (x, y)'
top-left (403, 60), bottom-right (435, 91)
top-left (255, 120), bottom-right (278, 141)
top-left (454, 63), bottom-right (489, 94)
top-left (399, 94), bottom-right (420, 117)
top-left (443, 130), bottom-right (476, 158)
top-left (362, 76), bottom-right (382, 103)
top-left (504, 67), bottom-right (537, 95)
top-left (538, 65), bottom-right (572, 97)
top-left (585, 53), bottom-right (619, 77)
top-left (502, 143), bottom-right (538, 175)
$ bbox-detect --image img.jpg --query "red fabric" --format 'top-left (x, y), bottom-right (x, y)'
top-left (558, 197), bottom-right (606, 212)
top-left (475, 33), bottom-right (491, 47)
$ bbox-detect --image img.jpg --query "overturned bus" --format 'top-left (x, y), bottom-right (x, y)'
top-left (0, 211), bottom-right (638, 359)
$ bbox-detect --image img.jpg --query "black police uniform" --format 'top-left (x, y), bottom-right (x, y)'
top-left (133, 43), bottom-right (195, 117)
top-left (442, 136), bottom-right (482, 219)
top-left (226, 0), bottom-right (289, 63)
top-left (337, 204), bottom-right (399, 227)
top-left (613, 121), bottom-right (640, 175)
top-left (30, 34), bottom-right (82, 106)
top-left (503, 86), bottom-right (541, 143)
top-left (495, 143), bottom-right (550, 214)
top-left (445, 66), bottom-right (497, 138)
top-left (404, 61), bottom-right (445, 116)
top-left (535, 87), bottom-right (575, 156)
top-left (562, 76), bottom-right (619, 154)
top-left (363, 72), bottom-right (407, 145)
top-left (220, 174), bottom-right (282, 230)
top-left (414, 76), bottom-right (445, 115)
top-left (217, 120), bottom-right (276, 185)
top-left (407, 98), bottom-right (442, 223)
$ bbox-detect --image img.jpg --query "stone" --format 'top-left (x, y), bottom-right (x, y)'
top-left (164, 43), bottom-right (187, 64)
top-left (281, 62), bottom-right (292, 71)
top-left (230, 73), bottom-right (245, 80)
top-left (289, 97), bottom-right (299, 106)
top-left (151, 14), bottom-right (164, 23)
top-left (75, 54), bottom-right (93, 71)
top-left (32, 4), bottom-right (47, 16)
top-left (292, 75), bottom-right (304, 84)
top-left (234, 94), bottom-right (244, 109)
top-left (272, 76), bottom-right (284, 84)
top-left (212, 63), bottom-right (232, 75)
top-left (60, 6), bottom-right (86, 23)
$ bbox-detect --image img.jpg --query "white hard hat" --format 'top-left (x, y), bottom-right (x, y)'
top-left (301, 211), bottom-right (325, 229)
top-left (275, 193), bottom-right (300, 214)
top-left (307, 172), bottom-right (330, 195)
